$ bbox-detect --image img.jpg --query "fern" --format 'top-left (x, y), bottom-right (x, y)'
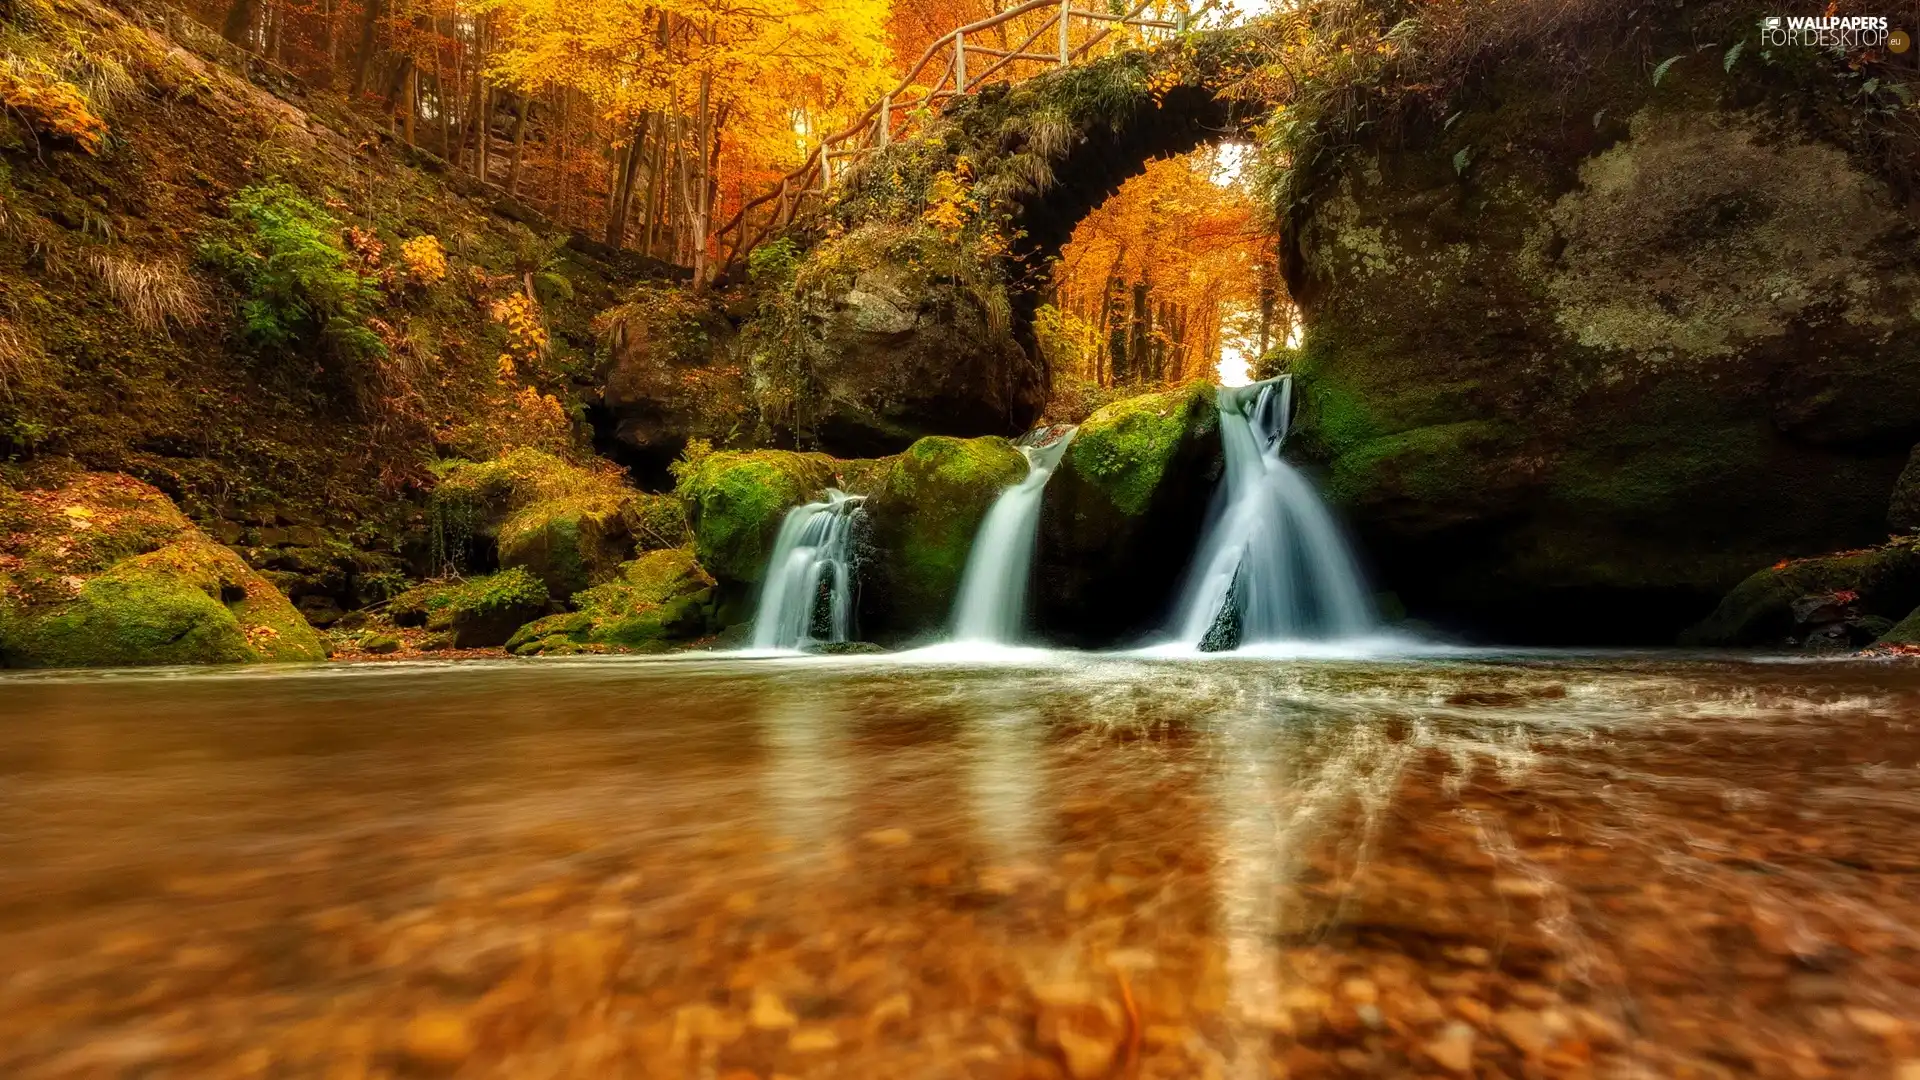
top-left (198, 181), bottom-right (384, 360)
top-left (1723, 39), bottom-right (1746, 73)
top-left (1452, 146), bottom-right (1472, 176)
top-left (1651, 55), bottom-right (1683, 87)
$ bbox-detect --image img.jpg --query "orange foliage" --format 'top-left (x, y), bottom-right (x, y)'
top-left (1049, 145), bottom-right (1282, 387)
top-left (0, 65), bottom-right (106, 153)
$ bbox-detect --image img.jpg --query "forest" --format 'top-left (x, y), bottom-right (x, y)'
top-left (7, 1), bottom-right (1920, 1077)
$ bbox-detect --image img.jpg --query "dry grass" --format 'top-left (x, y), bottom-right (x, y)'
top-left (88, 252), bottom-right (210, 335)
top-left (0, 320), bottom-right (46, 401)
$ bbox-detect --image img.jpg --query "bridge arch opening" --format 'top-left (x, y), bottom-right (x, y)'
top-left (1027, 132), bottom-right (1301, 419)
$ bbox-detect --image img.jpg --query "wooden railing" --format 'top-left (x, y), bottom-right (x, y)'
top-left (710, 0), bottom-right (1211, 277)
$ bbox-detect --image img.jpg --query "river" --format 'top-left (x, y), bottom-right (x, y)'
top-left (2, 651), bottom-right (1917, 1077)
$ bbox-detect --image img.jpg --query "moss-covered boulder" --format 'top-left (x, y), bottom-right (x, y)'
top-left (1034, 383), bottom-right (1222, 646)
top-left (739, 223), bottom-right (1045, 457)
top-left (1681, 541), bottom-right (1920, 648)
top-left (0, 472), bottom-right (326, 667)
top-left (431, 449), bottom-right (640, 600)
top-left (1280, 54), bottom-right (1920, 642)
top-left (390, 568), bottom-right (551, 648)
top-left (507, 548), bottom-right (717, 655)
top-left (673, 448), bottom-right (840, 586)
top-left (860, 436), bottom-right (1026, 640)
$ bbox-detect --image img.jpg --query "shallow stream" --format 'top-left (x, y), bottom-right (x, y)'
top-left (3, 650), bottom-right (1918, 1077)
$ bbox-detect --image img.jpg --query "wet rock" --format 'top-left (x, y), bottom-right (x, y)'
top-left (432, 449), bottom-right (640, 600)
top-left (507, 549), bottom-right (715, 656)
top-left (860, 436), bottom-right (1026, 641)
top-left (391, 569), bottom-right (550, 649)
top-left (1683, 540), bottom-right (1920, 647)
top-left (1285, 76), bottom-right (1920, 643)
top-left (1036, 383), bottom-right (1224, 647)
top-left (675, 449), bottom-right (839, 586)
top-left (596, 286), bottom-right (747, 487)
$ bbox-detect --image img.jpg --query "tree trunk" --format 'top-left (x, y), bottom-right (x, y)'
top-left (1127, 282), bottom-right (1150, 385)
top-left (350, 0), bottom-right (385, 95)
top-left (508, 94), bottom-right (529, 195)
top-left (402, 62), bottom-right (416, 145)
top-left (222, 0), bottom-right (260, 48)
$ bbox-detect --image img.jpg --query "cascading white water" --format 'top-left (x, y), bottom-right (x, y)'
top-left (949, 428), bottom-right (1077, 644)
top-left (1171, 376), bottom-right (1374, 649)
top-left (750, 490), bottom-right (865, 651)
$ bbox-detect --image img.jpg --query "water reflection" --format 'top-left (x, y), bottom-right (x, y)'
top-left (964, 699), bottom-right (1046, 866)
top-left (758, 685), bottom-right (854, 858)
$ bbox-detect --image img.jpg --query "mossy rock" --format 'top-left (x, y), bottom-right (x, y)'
top-left (1064, 384), bottom-right (1220, 518)
top-left (430, 449), bottom-right (639, 599)
top-left (1278, 55), bottom-right (1920, 642)
top-left (674, 449), bottom-right (838, 585)
top-left (861, 436), bottom-right (1026, 640)
top-left (0, 471), bottom-right (326, 667)
top-left (390, 568), bottom-right (550, 649)
top-left (1875, 606), bottom-right (1920, 647)
top-left (623, 492), bottom-right (691, 552)
top-left (1682, 541), bottom-right (1920, 647)
top-left (1034, 382), bottom-right (1223, 646)
top-left (361, 632), bottom-right (402, 654)
top-left (741, 222), bottom-right (1044, 458)
top-left (508, 548), bottom-right (716, 655)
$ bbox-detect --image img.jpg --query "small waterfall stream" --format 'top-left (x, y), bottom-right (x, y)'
top-left (1171, 376), bottom-right (1374, 650)
top-left (750, 490), bottom-right (866, 651)
top-left (950, 427), bottom-right (1077, 644)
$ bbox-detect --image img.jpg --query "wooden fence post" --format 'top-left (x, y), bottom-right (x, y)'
top-left (1059, 0), bottom-right (1070, 66)
top-left (821, 146), bottom-right (833, 189)
top-left (954, 31), bottom-right (967, 94)
top-left (878, 93), bottom-right (890, 147)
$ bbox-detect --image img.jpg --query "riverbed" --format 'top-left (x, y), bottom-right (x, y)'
top-left (2, 651), bottom-right (1917, 1077)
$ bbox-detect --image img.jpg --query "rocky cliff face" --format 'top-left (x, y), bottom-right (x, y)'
top-left (1281, 55), bottom-right (1920, 642)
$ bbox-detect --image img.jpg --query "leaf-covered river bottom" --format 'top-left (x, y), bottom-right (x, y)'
top-left (2, 652), bottom-right (1917, 1078)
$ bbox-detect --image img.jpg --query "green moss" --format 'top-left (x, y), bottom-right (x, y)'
top-left (395, 567), bottom-right (549, 649)
top-left (623, 492), bottom-right (690, 551)
top-left (674, 449), bottom-right (838, 584)
top-left (1876, 606), bottom-right (1920, 646)
top-left (1683, 541), bottom-right (1920, 647)
top-left (1067, 384), bottom-right (1216, 518)
top-left (866, 436), bottom-right (1025, 631)
top-left (431, 449), bottom-right (637, 597)
top-left (360, 632), bottom-right (402, 654)
top-left (0, 471), bottom-right (326, 668)
top-left (507, 548), bottom-right (716, 655)
top-left (1327, 422), bottom-right (1515, 510)
top-left (1551, 422), bottom-right (1774, 516)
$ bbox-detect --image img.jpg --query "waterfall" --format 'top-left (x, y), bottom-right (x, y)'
top-left (750, 490), bottom-right (866, 651)
top-left (1171, 376), bottom-right (1374, 649)
top-left (950, 427), bottom-right (1077, 644)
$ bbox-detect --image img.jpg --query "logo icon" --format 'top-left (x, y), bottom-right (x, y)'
top-left (1893, 28), bottom-right (1912, 53)
top-left (1765, 16), bottom-right (1782, 29)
